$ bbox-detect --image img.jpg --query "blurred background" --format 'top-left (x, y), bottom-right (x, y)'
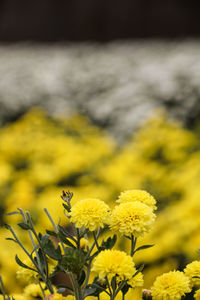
top-left (1, 1), bottom-right (200, 298)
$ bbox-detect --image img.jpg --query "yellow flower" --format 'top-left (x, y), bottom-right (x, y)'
top-left (117, 190), bottom-right (157, 211)
top-left (59, 237), bottom-right (89, 254)
top-left (17, 257), bottom-right (55, 284)
top-left (128, 272), bottom-right (144, 288)
top-left (80, 237), bottom-right (89, 250)
top-left (195, 289), bottom-right (200, 300)
top-left (69, 198), bottom-right (110, 231)
top-left (16, 259), bottom-right (38, 283)
top-left (110, 201), bottom-right (155, 237)
top-left (24, 282), bottom-right (53, 299)
top-left (92, 249), bottom-right (136, 280)
top-left (184, 260), bottom-right (200, 287)
top-left (151, 271), bottom-right (191, 299)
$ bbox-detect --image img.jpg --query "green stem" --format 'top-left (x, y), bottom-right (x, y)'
top-left (44, 208), bottom-right (80, 298)
top-left (83, 260), bottom-right (92, 295)
top-left (44, 208), bottom-right (65, 251)
top-left (76, 228), bottom-right (80, 251)
top-left (38, 281), bottom-right (46, 298)
top-left (106, 276), bottom-right (112, 296)
top-left (68, 272), bottom-right (79, 300)
top-left (0, 275), bottom-right (6, 300)
top-left (19, 209), bottom-right (43, 275)
top-left (93, 231), bottom-right (100, 251)
top-left (85, 229), bottom-right (101, 261)
top-left (114, 280), bottom-right (127, 299)
top-left (130, 235), bottom-right (137, 257)
top-left (26, 212), bottom-right (53, 294)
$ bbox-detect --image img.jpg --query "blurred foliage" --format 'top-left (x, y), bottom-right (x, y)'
top-left (1, 108), bottom-right (200, 294)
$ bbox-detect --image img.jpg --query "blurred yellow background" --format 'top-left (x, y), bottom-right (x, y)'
top-left (1, 107), bottom-right (200, 294)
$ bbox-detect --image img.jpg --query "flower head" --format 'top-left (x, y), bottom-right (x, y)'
top-left (195, 289), bottom-right (200, 300)
top-left (151, 271), bottom-right (191, 299)
top-left (69, 198), bottom-right (110, 231)
top-left (117, 190), bottom-right (157, 210)
top-left (110, 201), bottom-right (155, 237)
top-left (92, 249), bottom-right (136, 280)
top-left (128, 272), bottom-right (144, 288)
top-left (17, 257), bottom-right (55, 284)
top-left (184, 260), bottom-right (200, 287)
top-left (16, 259), bottom-right (39, 283)
top-left (24, 282), bottom-right (53, 298)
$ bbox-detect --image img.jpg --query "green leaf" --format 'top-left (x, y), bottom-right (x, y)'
top-left (30, 244), bottom-right (40, 257)
top-left (15, 255), bottom-right (36, 272)
top-left (101, 234), bottom-right (117, 250)
top-left (111, 276), bottom-right (116, 292)
top-left (88, 283), bottom-right (109, 295)
top-left (6, 238), bottom-right (17, 243)
top-left (57, 284), bottom-right (73, 292)
top-left (59, 235), bottom-right (76, 248)
top-left (78, 270), bottom-right (86, 286)
top-left (58, 225), bottom-right (76, 242)
top-left (84, 287), bottom-right (98, 297)
top-left (57, 288), bottom-right (66, 294)
top-left (59, 248), bottom-right (85, 274)
top-left (37, 248), bottom-right (46, 272)
top-left (17, 222), bottom-right (31, 230)
top-left (7, 211), bottom-right (20, 216)
top-left (41, 235), bottom-right (62, 260)
top-left (133, 264), bottom-right (145, 277)
top-left (134, 244), bottom-right (154, 254)
top-left (62, 203), bottom-right (71, 213)
top-left (121, 283), bottom-right (130, 296)
top-left (4, 224), bottom-right (11, 230)
top-left (46, 230), bottom-right (58, 238)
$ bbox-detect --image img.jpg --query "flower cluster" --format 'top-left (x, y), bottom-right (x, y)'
top-left (2, 189), bottom-right (157, 300)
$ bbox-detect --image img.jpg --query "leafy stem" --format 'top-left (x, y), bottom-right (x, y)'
top-left (130, 235), bottom-right (137, 257)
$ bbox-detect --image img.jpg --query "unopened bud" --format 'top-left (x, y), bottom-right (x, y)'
top-left (142, 289), bottom-right (152, 299)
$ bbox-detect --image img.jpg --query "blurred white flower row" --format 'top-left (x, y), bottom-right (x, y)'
top-left (0, 41), bottom-right (200, 140)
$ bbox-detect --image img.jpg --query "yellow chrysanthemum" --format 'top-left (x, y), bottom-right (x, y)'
top-left (117, 190), bottom-right (157, 210)
top-left (151, 271), bottom-right (191, 300)
top-left (17, 258), bottom-right (55, 284)
top-left (128, 272), bottom-right (144, 288)
top-left (59, 237), bottom-right (89, 254)
top-left (92, 249), bottom-right (136, 280)
top-left (195, 289), bottom-right (200, 300)
top-left (16, 260), bottom-right (38, 283)
top-left (24, 282), bottom-right (54, 299)
top-left (69, 198), bottom-right (110, 231)
top-left (110, 201), bottom-right (155, 237)
top-left (80, 237), bottom-right (89, 250)
top-left (184, 260), bottom-right (200, 287)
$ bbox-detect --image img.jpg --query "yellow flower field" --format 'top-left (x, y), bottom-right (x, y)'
top-left (1, 107), bottom-right (200, 299)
